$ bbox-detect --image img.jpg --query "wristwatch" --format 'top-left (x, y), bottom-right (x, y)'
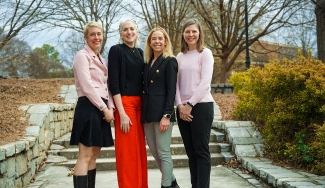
top-left (187, 102), bottom-right (194, 107)
top-left (163, 114), bottom-right (171, 119)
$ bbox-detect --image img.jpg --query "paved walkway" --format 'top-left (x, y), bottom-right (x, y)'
top-left (26, 164), bottom-right (266, 188)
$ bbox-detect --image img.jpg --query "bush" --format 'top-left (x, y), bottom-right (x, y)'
top-left (230, 51), bottom-right (325, 174)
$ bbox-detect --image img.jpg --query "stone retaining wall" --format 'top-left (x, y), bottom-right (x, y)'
top-left (0, 85), bottom-right (77, 188)
top-left (211, 83), bottom-right (234, 94)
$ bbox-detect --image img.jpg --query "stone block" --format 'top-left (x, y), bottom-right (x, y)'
top-left (50, 144), bottom-right (64, 150)
top-left (254, 144), bottom-right (265, 156)
top-left (238, 121), bottom-right (254, 127)
top-left (227, 127), bottom-right (250, 142)
top-left (61, 85), bottom-right (69, 91)
top-left (43, 115), bottom-right (50, 129)
top-left (38, 125), bottom-right (45, 144)
top-left (264, 168), bottom-right (304, 187)
top-left (0, 177), bottom-right (14, 188)
top-left (27, 104), bottom-right (50, 114)
top-left (39, 143), bottom-right (46, 152)
top-left (22, 170), bottom-right (33, 187)
top-left (47, 132), bottom-right (54, 144)
top-left (232, 137), bottom-right (263, 145)
top-left (283, 181), bottom-right (324, 188)
top-left (25, 126), bottom-right (40, 137)
top-left (53, 112), bottom-right (58, 122)
top-left (224, 121), bottom-right (240, 128)
top-left (55, 122), bottom-right (61, 138)
top-left (27, 160), bottom-right (36, 177)
top-left (28, 113), bottom-right (46, 126)
top-left (27, 150), bottom-right (33, 161)
top-left (234, 145), bottom-right (257, 160)
top-left (21, 137), bottom-right (36, 148)
top-left (0, 160), bottom-right (7, 174)
top-left (65, 91), bottom-right (78, 99)
top-left (46, 155), bottom-right (68, 163)
top-left (250, 162), bottom-right (277, 176)
top-left (64, 98), bottom-right (77, 104)
top-left (14, 177), bottom-right (23, 188)
top-left (50, 122), bottom-right (55, 131)
top-left (16, 154), bottom-right (28, 176)
top-left (0, 148), bottom-right (5, 161)
top-left (15, 141), bottom-right (26, 153)
top-left (32, 142), bottom-right (39, 158)
top-left (6, 157), bottom-right (15, 178)
top-left (1, 143), bottom-right (15, 157)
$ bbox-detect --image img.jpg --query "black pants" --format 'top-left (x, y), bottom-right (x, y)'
top-left (177, 102), bottom-right (214, 188)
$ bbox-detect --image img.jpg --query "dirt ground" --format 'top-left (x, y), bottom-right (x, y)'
top-left (0, 78), bottom-right (237, 146)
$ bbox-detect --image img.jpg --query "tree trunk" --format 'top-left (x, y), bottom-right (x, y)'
top-left (219, 57), bottom-right (228, 83)
top-left (315, 1), bottom-right (325, 62)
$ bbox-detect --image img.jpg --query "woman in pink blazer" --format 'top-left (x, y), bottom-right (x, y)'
top-left (70, 21), bottom-right (115, 188)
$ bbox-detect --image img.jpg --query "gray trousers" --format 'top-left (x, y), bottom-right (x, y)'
top-left (144, 122), bottom-right (176, 186)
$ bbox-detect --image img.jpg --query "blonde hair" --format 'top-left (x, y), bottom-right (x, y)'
top-left (180, 18), bottom-right (204, 53)
top-left (83, 21), bottom-right (103, 37)
top-left (118, 19), bottom-right (140, 48)
top-left (143, 27), bottom-right (174, 63)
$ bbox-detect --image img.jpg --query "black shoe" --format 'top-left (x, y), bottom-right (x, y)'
top-left (73, 175), bottom-right (88, 188)
top-left (88, 169), bottom-right (96, 188)
top-left (172, 179), bottom-right (180, 188)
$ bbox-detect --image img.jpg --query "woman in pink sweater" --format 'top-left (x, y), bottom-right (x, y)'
top-left (175, 18), bottom-right (214, 188)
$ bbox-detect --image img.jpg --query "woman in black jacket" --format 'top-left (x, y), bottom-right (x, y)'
top-left (141, 27), bottom-right (179, 188)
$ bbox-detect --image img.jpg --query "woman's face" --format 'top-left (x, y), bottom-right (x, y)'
top-left (183, 24), bottom-right (200, 47)
top-left (149, 31), bottom-right (166, 54)
top-left (120, 21), bottom-right (138, 47)
top-left (84, 26), bottom-right (103, 53)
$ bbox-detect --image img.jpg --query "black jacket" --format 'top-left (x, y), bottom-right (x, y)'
top-left (141, 55), bottom-right (178, 123)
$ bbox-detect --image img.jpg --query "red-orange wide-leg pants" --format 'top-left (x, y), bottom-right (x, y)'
top-left (114, 96), bottom-right (148, 188)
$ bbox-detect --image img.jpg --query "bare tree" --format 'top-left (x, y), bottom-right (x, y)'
top-left (132, 0), bottom-right (192, 54)
top-left (0, 38), bottom-right (31, 77)
top-left (45, 0), bottom-right (124, 54)
top-left (191, 0), bottom-right (307, 83)
top-left (0, 0), bottom-right (53, 51)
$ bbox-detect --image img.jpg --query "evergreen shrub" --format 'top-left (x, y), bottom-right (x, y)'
top-left (230, 51), bottom-right (325, 174)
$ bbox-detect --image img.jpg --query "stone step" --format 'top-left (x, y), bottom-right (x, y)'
top-left (53, 127), bottom-right (226, 149)
top-left (58, 142), bottom-right (229, 160)
top-left (56, 153), bottom-right (225, 171)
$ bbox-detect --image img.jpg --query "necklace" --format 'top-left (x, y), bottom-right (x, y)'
top-left (130, 47), bottom-right (135, 52)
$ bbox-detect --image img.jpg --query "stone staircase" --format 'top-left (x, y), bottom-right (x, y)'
top-left (49, 125), bottom-right (234, 171)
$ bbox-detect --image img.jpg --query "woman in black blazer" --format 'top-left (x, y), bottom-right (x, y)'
top-left (141, 27), bottom-right (179, 188)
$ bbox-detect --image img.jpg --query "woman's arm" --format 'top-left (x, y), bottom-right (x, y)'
top-left (113, 94), bottom-right (132, 133)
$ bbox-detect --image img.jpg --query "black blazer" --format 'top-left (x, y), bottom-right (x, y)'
top-left (141, 55), bottom-right (178, 123)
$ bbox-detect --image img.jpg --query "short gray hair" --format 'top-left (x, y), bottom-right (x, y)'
top-left (118, 19), bottom-right (140, 48)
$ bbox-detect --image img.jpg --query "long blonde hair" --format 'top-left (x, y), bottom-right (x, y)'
top-left (143, 27), bottom-right (174, 63)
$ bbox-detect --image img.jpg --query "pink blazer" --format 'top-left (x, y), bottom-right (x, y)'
top-left (73, 45), bottom-right (114, 110)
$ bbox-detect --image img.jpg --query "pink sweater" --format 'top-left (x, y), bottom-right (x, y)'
top-left (175, 48), bottom-right (214, 106)
top-left (73, 45), bottom-right (114, 111)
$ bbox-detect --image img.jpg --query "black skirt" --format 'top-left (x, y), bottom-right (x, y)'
top-left (70, 96), bottom-right (114, 147)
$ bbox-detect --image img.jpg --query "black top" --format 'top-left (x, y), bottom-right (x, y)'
top-left (108, 44), bottom-right (144, 96)
top-left (141, 55), bottom-right (178, 123)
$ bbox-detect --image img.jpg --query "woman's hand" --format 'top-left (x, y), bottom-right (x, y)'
top-left (178, 104), bottom-right (193, 122)
top-left (119, 112), bottom-right (132, 133)
top-left (160, 117), bottom-right (170, 132)
top-left (103, 108), bottom-right (114, 122)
